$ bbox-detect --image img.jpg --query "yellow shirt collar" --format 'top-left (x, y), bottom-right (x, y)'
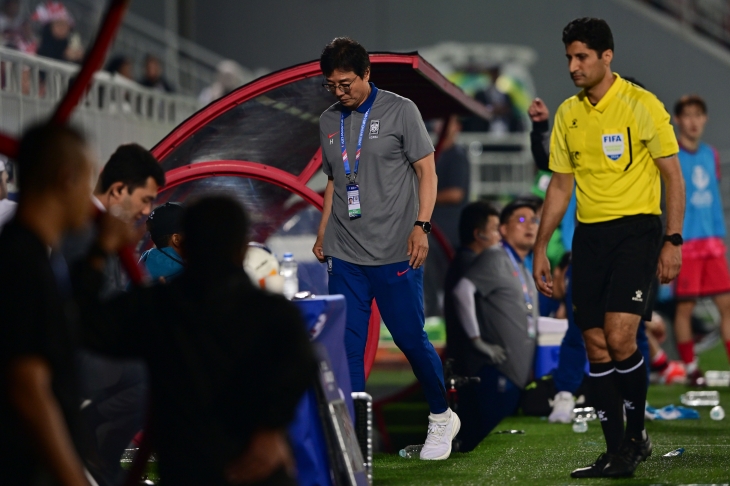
top-left (581, 72), bottom-right (622, 114)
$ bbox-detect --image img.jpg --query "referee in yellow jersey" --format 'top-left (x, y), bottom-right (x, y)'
top-left (533, 18), bottom-right (685, 479)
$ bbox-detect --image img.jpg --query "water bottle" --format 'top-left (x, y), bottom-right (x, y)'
top-left (663, 448), bottom-right (685, 457)
top-left (398, 444), bottom-right (423, 459)
top-left (710, 405), bottom-right (725, 421)
top-left (280, 253), bottom-right (298, 300)
top-left (572, 418), bottom-right (588, 433)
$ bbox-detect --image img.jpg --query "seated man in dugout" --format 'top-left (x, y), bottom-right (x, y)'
top-left (76, 195), bottom-right (318, 486)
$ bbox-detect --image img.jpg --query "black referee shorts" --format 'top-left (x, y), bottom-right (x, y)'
top-left (572, 214), bottom-right (662, 331)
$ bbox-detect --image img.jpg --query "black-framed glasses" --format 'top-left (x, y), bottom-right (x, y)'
top-left (322, 81), bottom-right (354, 94)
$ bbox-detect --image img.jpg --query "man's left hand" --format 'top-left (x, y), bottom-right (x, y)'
top-left (408, 227), bottom-right (428, 269)
top-left (657, 242), bottom-right (682, 284)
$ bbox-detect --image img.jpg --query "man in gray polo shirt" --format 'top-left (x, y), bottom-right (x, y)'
top-left (312, 37), bottom-right (458, 460)
top-left (451, 200), bottom-right (539, 451)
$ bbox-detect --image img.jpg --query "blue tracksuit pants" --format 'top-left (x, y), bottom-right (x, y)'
top-left (328, 257), bottom-right (448, 413)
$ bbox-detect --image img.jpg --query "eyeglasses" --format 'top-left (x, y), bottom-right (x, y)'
top-left (514, 216), bottom-right (540, 225)
top-left (322, 80), bottom-right (355, 94)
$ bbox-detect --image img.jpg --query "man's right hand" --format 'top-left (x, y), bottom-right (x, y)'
top-left (533, 250), bottom-right (553, 297)
top-left (471, 338), bottom-right (507, 364)
top-left (312, 235), bottom-right (326, 263)
top-left (528, 98), bottom-right (549, 123)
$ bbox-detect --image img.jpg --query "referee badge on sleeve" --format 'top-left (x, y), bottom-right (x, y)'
top-left (602, 134), bottom-right (625, 161)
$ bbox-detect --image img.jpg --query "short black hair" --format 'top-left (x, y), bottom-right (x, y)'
top-left (459, 201), bottom-right (499, 246)
top-left (500, 199), bottom-right (538, 225)
top-left (16, 123), bottom-right (87, 195)
top-left (514, 194), bottom-right (544, 211)
top-left (147, 202), bottom-right (184, 248)
top-left (320, 37), bottom-right (370, 78)
top-left (97, 144), bottom-right (165, 194)
top-left (674, 94), bottom-right (707, 116)
top-left (562, 18), bottom-right (614, 56)
top-left (182, 195), bottom-right (250, 268)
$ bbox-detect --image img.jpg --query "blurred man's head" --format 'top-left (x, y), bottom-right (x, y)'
top-left (459, 201), bottom-right (500, 253)
top-left (551, 252), bottom-right (572, 300)
top-left (674, 95), bottom-right (708, 144)
top-left (181, 196), bottom-right (250, 271)
top-left (147, 202), bottom-right (184, 250)
top-left (499, 200), bottom-right (539, 257)
top-left (16, 123), bottom-right (95, 230)
top-left (320, 37), bottom-right (371, 110)
top-left (144, 54), bottom-right (162, 81)
top-left (95, 144), bottom-right (165, 222)
top-left (562, 18), bottom-right (613, 90)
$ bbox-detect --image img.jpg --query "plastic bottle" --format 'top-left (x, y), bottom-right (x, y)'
top-left (572, 419), bottom-right (588, 433)
top-left (663, 448), bottom-right (685, 457)
top-left (710, 405), bottom-right (725, 421)
top-left (680, 390), bottom-right (720, 406)
top-left (399, 444), bottom-right (423, 459)
top-left (280, 253), bottom-right (298, 300)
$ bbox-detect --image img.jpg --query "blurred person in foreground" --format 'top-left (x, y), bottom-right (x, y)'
top-left (138, 202), bottom-right (185, 283)
top-left (62, 144), bottom-right (164, 486)
top-left (449, 200), bottom-right (538, 452)
top-left (534, 18), bottom-right (684, 478)
top-left (0, 123), bottom-right (131, 486)
top-left (671, 94), bottom-right (730, 382)
top-left (78, 196), bottom-right (316, 486)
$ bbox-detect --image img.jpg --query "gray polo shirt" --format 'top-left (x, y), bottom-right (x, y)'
top-left (464, 244), bottom-right (537, 388)
top-left (320, 86), bottom-right (434, 265)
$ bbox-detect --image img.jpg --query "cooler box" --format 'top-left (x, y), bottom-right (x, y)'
top-left (534, 317), bottom-right (568, 378)
top-left (290, 294), bottom-right (355, 486)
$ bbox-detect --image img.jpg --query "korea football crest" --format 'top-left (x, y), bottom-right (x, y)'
top-left (602, 133), bottom-right (625, 161)
top-left (369, 119), bottom-right (380, 139)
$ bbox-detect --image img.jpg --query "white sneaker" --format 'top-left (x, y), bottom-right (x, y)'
top-left (420, 409), bottom-right (460, 460)
top-left (548, 391), bottom-right (575, 423)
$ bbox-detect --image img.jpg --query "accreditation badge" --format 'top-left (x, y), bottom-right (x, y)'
top-left (346, 184), bottom-right (361, 220)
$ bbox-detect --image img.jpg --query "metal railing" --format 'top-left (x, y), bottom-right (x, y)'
top-left (642, 0), bottom-right (730, 47)
top-left (457, 132), bottom-right (534, 199)
top-left (0, 46), bottom-right (198, 164)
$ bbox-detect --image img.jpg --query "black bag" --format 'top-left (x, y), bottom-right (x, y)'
top-left (520, 375), bottom-right (556, 417)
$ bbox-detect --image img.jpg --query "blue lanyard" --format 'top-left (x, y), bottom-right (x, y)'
top-left (340, 107), bottom-right (371, 183)
top-left (502, 243), bottom-right (534, 313)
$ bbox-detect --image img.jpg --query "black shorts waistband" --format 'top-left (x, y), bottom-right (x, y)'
top-left (577, 214), bottom-right (660, 230)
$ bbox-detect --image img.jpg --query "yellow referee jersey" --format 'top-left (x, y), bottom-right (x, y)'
top-left (549, 73), bottom-right (679, 223)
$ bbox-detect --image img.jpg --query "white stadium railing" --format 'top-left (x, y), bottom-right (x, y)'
top-left (0, 46), bottom-right (198, 166)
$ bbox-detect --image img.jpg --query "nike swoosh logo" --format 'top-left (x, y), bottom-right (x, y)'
top-left (328, 132), bottom-right (338, 138)
top-left (397, 269), bottom-right (410, 277)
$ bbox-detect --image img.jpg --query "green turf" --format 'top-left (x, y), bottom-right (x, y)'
top-left (372, 341), bottom-right (730, 485)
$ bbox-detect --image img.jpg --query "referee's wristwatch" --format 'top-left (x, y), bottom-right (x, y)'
top-left (663, 233), bottom-right (684, 246)
top-left (415, 221), bottom-right (432, 234)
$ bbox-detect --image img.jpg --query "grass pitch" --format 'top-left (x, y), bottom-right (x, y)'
top-left (372, 342), bottom-right (730, 485)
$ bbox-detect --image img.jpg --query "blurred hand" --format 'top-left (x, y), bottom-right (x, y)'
top-left (95, 212), bottom-right (142, 255)
top-left (528, 98), bottom-right (549, 123)
top-left (533, 250), bottom-right (553, 297)
top-left (408, 227), bottom-right (428, 269)
top-left (472, 338), bottom-right (507, 364)
top-left (225, 429), bottom-right (294, 485)
top-left (646, 312), bottom-right (667, 343)
top-left (312, 235), bottom-right (325, 263)
top-left (657, 243), bottom-right (681, 284)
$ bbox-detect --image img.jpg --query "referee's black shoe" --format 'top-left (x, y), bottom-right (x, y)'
top-left (570, 453), bottom-right (613, 478)
top-left (603, 433), bottom-right (653, 478)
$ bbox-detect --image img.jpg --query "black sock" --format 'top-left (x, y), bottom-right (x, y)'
top-left (588, 361), bottom-right (624, 454)
top-left (615, 349), bottom-right (647, 440)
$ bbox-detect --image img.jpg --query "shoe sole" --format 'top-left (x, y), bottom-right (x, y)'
top-left (421, 413), bottom-right (461, 461)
